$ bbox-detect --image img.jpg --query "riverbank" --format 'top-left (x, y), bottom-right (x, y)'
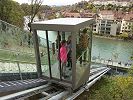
top-left (93, 35), bottom-right (122, 40)
top-left (93, 35), bottom-right (133, 42)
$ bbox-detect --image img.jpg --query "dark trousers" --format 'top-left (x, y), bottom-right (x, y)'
top-left (67, 58), bottom-right (72, 68)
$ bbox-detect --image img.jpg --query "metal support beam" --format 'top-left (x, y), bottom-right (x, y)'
top-left (33, 30), bottom-right (42, 77)
top-left (58, 31), bottom-right (62, 80)
top-left (72, 31), bottom-right (76, 89)
top-left (88, 26), bottom-right (93, 66)
top-left (46, 30), bottom-right (52, 78)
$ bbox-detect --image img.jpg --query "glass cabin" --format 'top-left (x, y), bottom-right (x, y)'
top-left (31, 18), bottom-right (94, 90)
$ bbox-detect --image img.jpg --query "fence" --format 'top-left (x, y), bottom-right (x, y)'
top-left (0, 20), bottom-right (51, 81)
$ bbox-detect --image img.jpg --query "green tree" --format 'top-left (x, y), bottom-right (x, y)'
top-left (21, 3), bottom-right (30, 16)
top-left (92, 7), bottom-right (97, 13)
top-left (118, 32), bottom-right (128, 40)
top-left (130, 24), bottom-right (133, 38)
top-left (87, 3), bottom-right (94, 9)
top-left (0, 0), bottom-right (24, 28)
top-left (99, 5), bottom-right (105, 10)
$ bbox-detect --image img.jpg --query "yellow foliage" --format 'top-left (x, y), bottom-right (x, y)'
top-left (114, 76), bottom-right (133, 90)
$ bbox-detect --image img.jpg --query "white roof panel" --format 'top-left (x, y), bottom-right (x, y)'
top-left (31, 18), bottom-right (95, 32)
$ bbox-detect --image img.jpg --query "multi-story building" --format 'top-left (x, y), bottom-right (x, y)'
top-left (93, 19), bottom-right (118, 35)
top-left (93, 10), bottom-right (118, 36)
top-left (120, 13), bottom-right (133, 33)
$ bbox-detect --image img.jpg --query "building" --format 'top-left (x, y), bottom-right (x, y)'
top-left (92, 0), bottom-right (131, 7)
top-left (120, 13), bottom-right (133, 33)
top-left (24, 16), bottom-right (39, 31)
top-left (63, 12), bottom-right (81, 18)
top-left (99, 10), bottom-right (115, 20)
top-left (93, 10), bottom-right (118, 36)
top-left (93, 19), bottom-right (118, 35)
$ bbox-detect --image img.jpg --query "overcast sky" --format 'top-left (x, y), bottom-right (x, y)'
top-left (15, 0), bottom-right (89, 6)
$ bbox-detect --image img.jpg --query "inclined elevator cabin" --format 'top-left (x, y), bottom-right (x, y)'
top-left (31, 18), bottom-right (94, 91)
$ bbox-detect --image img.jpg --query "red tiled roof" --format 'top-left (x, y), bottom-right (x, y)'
top-left (123, 13), bottom-right (133, 21)
top-left (80, 12), bottom-right (96, 18)
top-left (63, 12), bottom-right (81, 18)
top-left (99, 10), bottom-right (114, 15)
top-left (114, 11), bottom-right (125, 21)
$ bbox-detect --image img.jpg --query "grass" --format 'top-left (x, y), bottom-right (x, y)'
top-left (0, 49), bottom-right (36, 63)
top-left (0, 47), bottom-right (57, 64)
top-left (75, 75), bottom-right (133, 100)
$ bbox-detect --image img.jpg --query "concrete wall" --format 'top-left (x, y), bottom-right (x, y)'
top-left (110, 24), bottom-right (117, 36)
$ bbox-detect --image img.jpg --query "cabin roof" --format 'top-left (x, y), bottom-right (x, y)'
top-left (31, 18), bottom-right (95, 32)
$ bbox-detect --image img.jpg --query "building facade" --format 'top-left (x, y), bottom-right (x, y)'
top-left (93, 19), bottom-right (118, 35)
top-left (120, 13), bottom-right (133, 33)
top-left (93, 10), bottom-right (118, 36)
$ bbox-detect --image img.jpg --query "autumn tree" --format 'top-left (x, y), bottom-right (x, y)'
top-left (0, 0), bottom-right (24, 28)
top-left (22, 0), bottom-right (43, 47)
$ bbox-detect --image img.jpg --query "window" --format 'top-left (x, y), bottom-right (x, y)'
top-left (93, 29), bottom-right (96, 31)
top-left (101, 20), bottom-right (105, 23)
top-left (106, 32), bottom-right (110, 34)
top-left (106, 24), bottom-right (111, 27)
top-left (106, 28), bottom-right (111, 31)
top-left (101, 27), bottom-right (105, 30)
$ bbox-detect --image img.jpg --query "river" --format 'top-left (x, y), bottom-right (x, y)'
top-left (92, 36), bottom-right (133, 63)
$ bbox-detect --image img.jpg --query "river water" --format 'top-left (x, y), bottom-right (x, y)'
top-left (38, 31), bottom-right (133, 63)
top-left (92, 37), bottom-right (133, 63)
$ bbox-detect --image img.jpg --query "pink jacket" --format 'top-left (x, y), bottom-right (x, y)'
top-left (60, 46), bottom-right (67, 63)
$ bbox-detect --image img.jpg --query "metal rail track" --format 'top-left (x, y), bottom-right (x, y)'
top-left (0, 67), bottom-right (110, 100)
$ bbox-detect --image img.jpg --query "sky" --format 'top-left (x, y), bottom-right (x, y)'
top-left (15, 0), bottom-right (89, 6)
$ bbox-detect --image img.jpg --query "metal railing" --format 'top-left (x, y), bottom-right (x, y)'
top-left (0, 20), bottom-right (52, 81)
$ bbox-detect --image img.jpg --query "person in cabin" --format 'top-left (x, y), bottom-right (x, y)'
top-left (67, 35), bottom-right (72, 70)
top-left (56, 34), bottom-right (61, 50)
top-left (78, 28), bottom-right (89, 64)
top-left (60, 40), bottom-right (67, 77)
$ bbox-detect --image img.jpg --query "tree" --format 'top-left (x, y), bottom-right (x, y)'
top-left (0, 0), bottom-right (24, 28)
top-left (87, 4), bottom-right (93, 9)
top-left (27, 0), bottom-right (43, 32)
top-left (99, 5), bottom-right (105, 10)
top-left (21, 3), bottom-right (31, 16)
top-left (118, 32), bottom-right (128, 40)
top-left (92, 7), bottom-right (97, 13)
top-left (24, 0), bottom-right (43, 47)
top-left (106, 4), bottom-right (113, 10)
top-left (130, 24), bottom-right (133, 38)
